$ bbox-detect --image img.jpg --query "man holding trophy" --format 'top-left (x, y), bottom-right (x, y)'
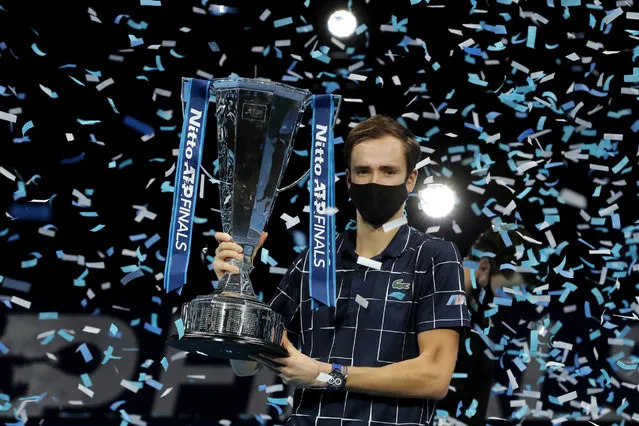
top-left (164, 76), bottom-right (470, 426)
top-left (211, 113), bottom-right (471, 425)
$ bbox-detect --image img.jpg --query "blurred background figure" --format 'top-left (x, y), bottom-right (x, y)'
top-left (434, 224), bottom-right (545, 426)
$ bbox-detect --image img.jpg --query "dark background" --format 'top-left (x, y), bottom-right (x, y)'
top-left (0, 0), bottom-right (638, 424)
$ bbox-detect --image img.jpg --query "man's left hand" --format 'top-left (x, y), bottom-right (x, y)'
top-left (249, 332), bottom-right (329, 389)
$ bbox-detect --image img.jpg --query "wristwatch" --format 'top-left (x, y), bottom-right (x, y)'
top-left (326, 363), bottom-right (347, 391)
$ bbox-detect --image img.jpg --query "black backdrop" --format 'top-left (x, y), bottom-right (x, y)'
top-left (1, 0), bottom-right (638, 424)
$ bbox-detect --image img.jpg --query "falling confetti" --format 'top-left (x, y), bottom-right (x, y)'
top-left (0, 0), bottom-right (638, 424)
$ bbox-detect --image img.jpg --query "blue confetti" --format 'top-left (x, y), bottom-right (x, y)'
top-left (123, 115), bottom-right (154, 135)
top-left (77, 343), bottom-right (93, 362)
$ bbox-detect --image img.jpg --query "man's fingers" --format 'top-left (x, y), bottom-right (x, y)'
top-left (214, 232), bottom-right (232, 243)
top-left (217, 242), bottom-right (243, 253)
top-left (213, 260), bottom-right (240, 275)
top-left (217, 249), bottom-right (243, 262)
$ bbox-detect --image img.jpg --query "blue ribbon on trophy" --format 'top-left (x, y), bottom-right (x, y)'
top-left (164, 78), bottom-right (212, 293)
top-left (309, 94), bottom-right (338, 309)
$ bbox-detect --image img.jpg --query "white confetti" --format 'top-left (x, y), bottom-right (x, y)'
top-left (78, 384), bottom-right (94, 398)
top-left (269, 266), bottom-right (288, 275)
top-left (259, 9), bottom-right (271, 21)
top-left (506, 369), bottom-right (519, 390)
top-left (38, 226), bottom-right (56, 238)
top-left (0, 110), bottom-right (18, 123)
top-left (96, 78), bottom-right (115, 91)
top-left (265, 384), bottom-right (284, 393)
top-left (160, 387), bottom-right (174, 398)
top-left (348, 73), bottom-right (368, 82)
top-left (83, 326), bottom-right (101, 334)
top-left (0, 166), bottom-right (16, 181)
top-left (120, 379), bottom-right (141, 393)
top-left (357, 256), bottom-right (382, 270)
top-left (280, 213), bottom-right (300, 229)
top-left (10, 296), bottom-right (31, 309)
top-left (415, 157), bottom-right (432, 170)
top-left (557, 391), bottom-right (578, 403)
top-left (559, 188), bottom-right (588, 209)
top-left (382, 216), bottom-right (407, 232)
top-left (315, 372), bottom-right (331, 382)
top-left (355, 294), bottom-right (369, 309)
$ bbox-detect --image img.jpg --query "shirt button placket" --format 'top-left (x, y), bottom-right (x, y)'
top-left (351, 266), bottom-right (364, 311)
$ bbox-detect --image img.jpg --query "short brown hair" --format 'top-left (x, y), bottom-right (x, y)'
top-left (343, 115), bottom-right (421, 179)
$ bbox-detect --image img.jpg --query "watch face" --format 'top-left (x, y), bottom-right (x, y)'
top-left (328, 372), bottom-right (344, 388)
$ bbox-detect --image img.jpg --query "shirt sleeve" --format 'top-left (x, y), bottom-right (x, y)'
top-left (268, 249), bottom-right (307, 332)
top-left (415, 239), bottom-right (472, 335)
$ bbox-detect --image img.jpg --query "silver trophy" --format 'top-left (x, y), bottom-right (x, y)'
top-left (167, 77), bottom-right (339, 360)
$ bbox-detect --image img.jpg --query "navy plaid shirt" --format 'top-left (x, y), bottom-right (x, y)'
top-left (269, 224), bottom-right (471, 426)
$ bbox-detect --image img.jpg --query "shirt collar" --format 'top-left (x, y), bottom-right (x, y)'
top-left (340, 223), bottom-right (411, 262)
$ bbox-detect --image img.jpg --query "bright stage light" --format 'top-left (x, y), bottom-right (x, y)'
top-left (327, 10), bottom-right (357, 38)
top-left (418, 184), bottom-right (456, 219)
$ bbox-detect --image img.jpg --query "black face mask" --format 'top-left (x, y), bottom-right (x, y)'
top-left (349, 182), bottom-right (408, 228)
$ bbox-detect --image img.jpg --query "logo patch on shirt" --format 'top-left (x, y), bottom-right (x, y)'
top-left (447, 294), bottom-right (467, 306)
top-left (391, 279), bottom-right (411, 291)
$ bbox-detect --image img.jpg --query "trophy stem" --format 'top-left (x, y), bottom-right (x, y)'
top-left (215, 244), bottom-right (257, 299)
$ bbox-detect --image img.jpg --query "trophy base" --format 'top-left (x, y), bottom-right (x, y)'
top-left (170, 292), bottom-right (288, 360)
top-left (167, 334), bottom-right (288, 360)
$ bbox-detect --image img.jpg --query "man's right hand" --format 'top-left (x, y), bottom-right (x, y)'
top-left (212, 231), bottom-right (268, 281)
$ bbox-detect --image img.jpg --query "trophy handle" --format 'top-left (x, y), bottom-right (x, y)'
top-left (276, 94), bottom-right (342, 194)
top-left (276, 168), bottom-right (310, 193)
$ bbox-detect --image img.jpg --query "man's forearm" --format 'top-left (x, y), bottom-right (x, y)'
top-left (319, 355), bottom-right (447, 400)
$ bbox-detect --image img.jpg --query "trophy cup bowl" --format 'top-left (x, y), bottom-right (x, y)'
top-left (167, 77), bottom-right (313, 360)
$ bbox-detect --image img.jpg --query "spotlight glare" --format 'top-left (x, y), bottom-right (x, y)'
top-left (418, 184), bottom-right (456, 219)
top-left (327, 10), bottom-right (357, 38)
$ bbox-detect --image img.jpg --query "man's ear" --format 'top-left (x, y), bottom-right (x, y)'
top-left (406, 168), bottom-right (418, 192)
top-left (345, 168), bottom-right (351, 189)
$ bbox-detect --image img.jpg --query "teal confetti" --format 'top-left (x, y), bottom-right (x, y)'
top-left (526, 26), bottom-right (537, 48)
top-left (22, 120), bottom-right (34, 137)
top-left (77, 119), bottom-right (101, 125)
top-left (175, 318), bottom-right (185, 339)
top-left (57, 329), bottom-right (75, 342)
top-left (273, 17), bottom-right (293, 27)
top-left (81, 373), bottom-right (93, 387)
top-left (31, 42), bottom-right (46, 56)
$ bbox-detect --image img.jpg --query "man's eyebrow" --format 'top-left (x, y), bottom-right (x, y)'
top-left (352, 165), bottom-right (400, 170)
